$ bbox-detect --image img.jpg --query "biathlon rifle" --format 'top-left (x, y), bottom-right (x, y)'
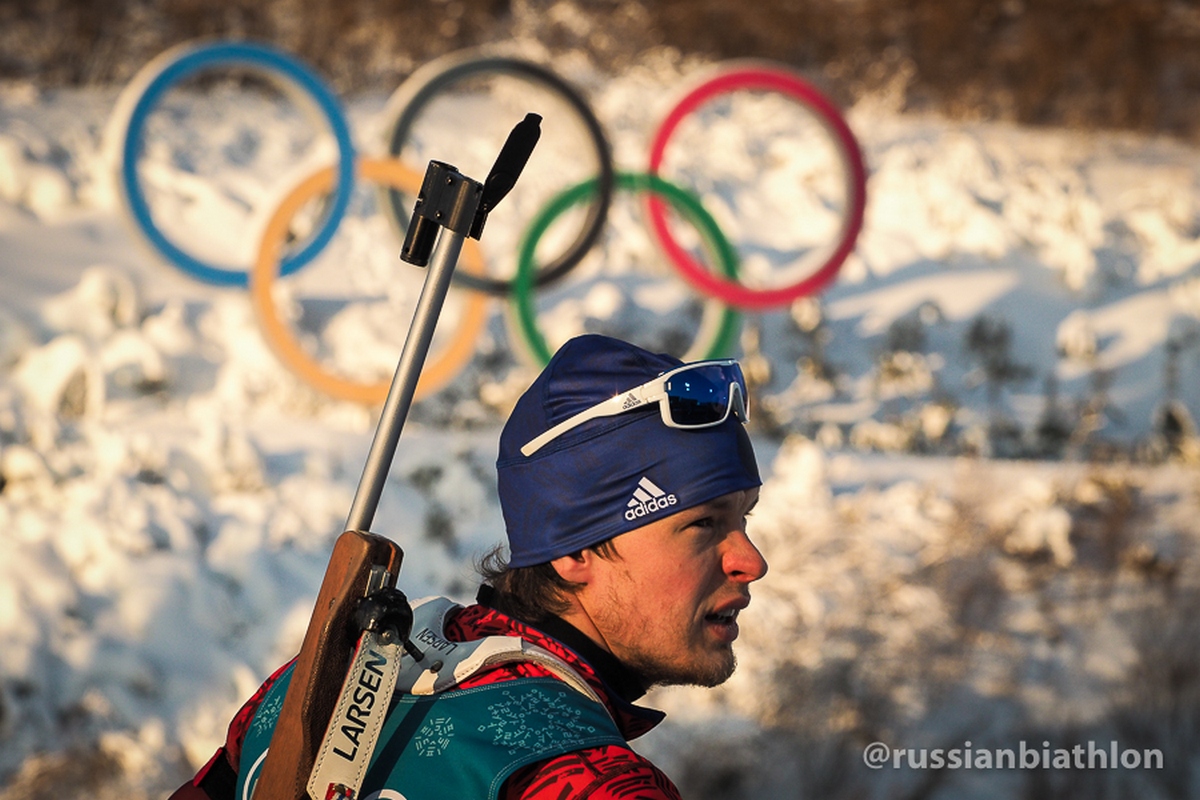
top-left (252, 113), bottom-right (542, 800)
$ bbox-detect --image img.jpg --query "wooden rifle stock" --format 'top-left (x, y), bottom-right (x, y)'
top-left (254, 531), bottom-right (402, 800)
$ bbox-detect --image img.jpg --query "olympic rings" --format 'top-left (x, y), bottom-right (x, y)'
top-left (379, 50), bottom-right (614, 297)
top-left (646, 62), bottom-right (867, 310)
top-left (112, 39), bottom-right (869, 402)
top-left (251, 158), bottom-right (490, 405)
top-left (512, 172), bottom-right (742, 366)
top-left (113, 39), bottom-right (356, 287)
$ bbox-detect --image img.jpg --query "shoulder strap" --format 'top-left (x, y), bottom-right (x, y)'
top-left (397, 597), bottom-right (606, 709)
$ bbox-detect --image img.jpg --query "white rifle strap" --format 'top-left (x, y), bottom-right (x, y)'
top-left (306, 630), bottom-right (403, 800)
top-left (408, 635), bottom-right (604, 706)
top-left (399, 597), bottom-right (608, 710)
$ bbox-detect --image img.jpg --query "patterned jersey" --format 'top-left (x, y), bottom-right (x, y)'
top-left (170, 603), bottom-right (682, 800)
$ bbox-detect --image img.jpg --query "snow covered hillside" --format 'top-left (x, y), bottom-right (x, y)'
top-left (1, 47), bottom-right (1199, 799)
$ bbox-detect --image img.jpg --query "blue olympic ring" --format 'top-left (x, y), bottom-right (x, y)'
top-left (119, 40), bottom-right (356, 287)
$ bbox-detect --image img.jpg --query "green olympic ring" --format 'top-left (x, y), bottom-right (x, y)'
top-left (513, 171), bottom-right (742, 366)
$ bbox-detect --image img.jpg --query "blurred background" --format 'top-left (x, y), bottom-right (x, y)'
top-left (3, 2), bottom-right (1200, 800)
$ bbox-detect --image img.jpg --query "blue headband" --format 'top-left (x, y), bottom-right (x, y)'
top-left (496, 335), bottom-right (760, 568)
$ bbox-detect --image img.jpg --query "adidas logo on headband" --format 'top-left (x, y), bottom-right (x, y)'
top-left (625, 476), bottom-right (678, 521)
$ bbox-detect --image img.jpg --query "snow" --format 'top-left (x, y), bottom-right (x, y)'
top-left (1, 49), bottom-right (1200, 799)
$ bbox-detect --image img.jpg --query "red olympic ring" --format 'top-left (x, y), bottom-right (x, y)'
top-left (646, 63), bottom-right (868, 310)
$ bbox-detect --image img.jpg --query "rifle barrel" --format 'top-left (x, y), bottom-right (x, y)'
top-left (345, 229), bottom-right (466, 534)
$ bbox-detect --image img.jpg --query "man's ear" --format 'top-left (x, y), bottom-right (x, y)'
top-left (550, 550), bottom-right (595, 584)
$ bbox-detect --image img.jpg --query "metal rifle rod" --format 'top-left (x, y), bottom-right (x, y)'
top-left (344, 228), bottom-right (464, 534)
top-left (345, 111), bottom-right (542, 535)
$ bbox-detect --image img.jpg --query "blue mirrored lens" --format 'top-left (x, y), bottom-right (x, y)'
top-left (664, 364), bottom-right (744, 425)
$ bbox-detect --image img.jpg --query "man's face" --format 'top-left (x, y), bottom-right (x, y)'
top-left (563, 487), bottom-right (767, 688)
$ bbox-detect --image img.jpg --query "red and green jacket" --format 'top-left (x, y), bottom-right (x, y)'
top-left (170, 595), bottom-right (683, 800)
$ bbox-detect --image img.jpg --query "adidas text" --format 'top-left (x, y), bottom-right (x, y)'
top-left (625, 493), bottom-right (677, 520)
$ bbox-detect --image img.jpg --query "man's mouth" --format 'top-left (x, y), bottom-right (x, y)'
top-left (704, 604), bottom-right (744, 642)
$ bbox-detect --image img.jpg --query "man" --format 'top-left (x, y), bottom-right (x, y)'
top-left (172, 334), bottom-right (767, 800)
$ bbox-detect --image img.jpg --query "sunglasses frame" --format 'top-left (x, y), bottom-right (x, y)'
top-left (520, 359), bottom-right (748, 457)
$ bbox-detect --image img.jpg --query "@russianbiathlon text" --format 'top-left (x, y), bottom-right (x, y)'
top-left (862, 741), bottom-right (1163, 771)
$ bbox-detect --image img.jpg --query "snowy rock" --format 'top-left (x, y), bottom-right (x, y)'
top-left (196, 419), bottom-right (266, 493)
top-left (0, 443), bottom-right (53, 494)
top-left (23, 162), bottom-right (74, 219)
top-left (11, 334), bottom-right (104, 420)
top-left (41, 265), bottom-right (142, 340)
top-left (0, 133), bottom-right (75, 218)
top-left (1005, 505), bottom-right (1075, 566)
top-left (141, 301), bottom-right (198, 357)
top-left (918, 401), bottom-right (954, 442)
top-left (99, 329), bottom-right (167, 394)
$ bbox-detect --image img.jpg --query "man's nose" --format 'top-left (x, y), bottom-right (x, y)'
top-left (724, 530), bottom-right (768, 582)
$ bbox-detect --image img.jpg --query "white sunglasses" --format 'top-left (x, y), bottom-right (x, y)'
top-left (521, 359), bottom-right (749, 456)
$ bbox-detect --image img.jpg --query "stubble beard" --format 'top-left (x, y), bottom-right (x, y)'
top-left (627, 645), bottom-right (738, 689)
top-left (595, 578), bottom-right (740, 688)
top-left (608, 604), bottom-right (739, 687)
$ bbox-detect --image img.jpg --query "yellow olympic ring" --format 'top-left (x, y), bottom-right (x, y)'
top-left (251, 157), bottom-right (491, 405)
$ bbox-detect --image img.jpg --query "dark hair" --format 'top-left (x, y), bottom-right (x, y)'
top-left (477, 539), bottom-right (620, 624)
